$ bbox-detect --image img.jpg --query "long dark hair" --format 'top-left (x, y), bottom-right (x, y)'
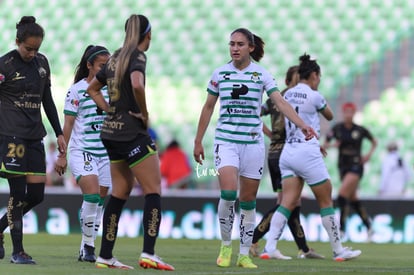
top-left (231, 28), bottom-right (265, 62)
top-left (73, 45), bottom-right (110, 83)
top-left (16, 16), bottom-right (44, 42)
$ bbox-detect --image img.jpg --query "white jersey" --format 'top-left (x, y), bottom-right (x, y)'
top-left (283, 83), bottom-right (327, 145)
top-left (207, 62), bottom-right (279, 144)
top-left (379, 151), bottom-right (412, 196)
top-left (64, 79), bottom-right (108, 157)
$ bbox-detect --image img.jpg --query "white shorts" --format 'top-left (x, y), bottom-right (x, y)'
top-left (279, 142), bottom-right (330, 185)
top-left (69, 149), bottom-right (112, 188)
top-left (214, 142), bottom-right (265, 180)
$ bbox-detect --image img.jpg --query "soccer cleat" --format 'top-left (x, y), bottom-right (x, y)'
top-left (139, 252), bottom-right (175, 271)
top-left (333, 247), bottom-right (362, 262)
top-left (216, 245), bottom-right (232, 267)
top-left (0, 233), bottom-right (4, 259)
top-left (236, 254), bottom-right (257, 268)
top-left (297, 248), bottom-right (325, 259)
top-left (95, 256), bottom-right (134, 270)
top-left (10, 251), bottom-right (36, 264)
top-left (249, 242), bottom-right (260, 257)
top-left (260, 249), bottom-right (292, 260)
top-left (79, 244), bottom-right (96, 262)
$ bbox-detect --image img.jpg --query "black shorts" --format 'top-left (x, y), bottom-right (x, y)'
top-left (0, 135), bottom-right (46, 178)
top-left (339, 164), bottom-right (364, 180)
top-left (267, 150), bottom-right (282, 192)
top-left (102, 135), bottom-right (157, 168)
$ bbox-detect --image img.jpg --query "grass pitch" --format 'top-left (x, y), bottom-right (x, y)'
top-left (0, 233), bottom-right (412, 274)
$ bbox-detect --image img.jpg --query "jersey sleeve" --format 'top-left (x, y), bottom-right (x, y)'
top-left (63, 84), bottom-right (80, 116)
top-left (206, 68), bottom-right (219, 96)
top-left (262, 70), bottom-right (279, 96)
top-left (313, 92), bottom-right (328, 112)
top-left (130, 51), bottom-right (146, 74)
top-left (361, 126), bottom-right (375, 141)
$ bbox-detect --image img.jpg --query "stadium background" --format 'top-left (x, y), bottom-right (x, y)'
top-left (1, 0), bottom-right (414, 197)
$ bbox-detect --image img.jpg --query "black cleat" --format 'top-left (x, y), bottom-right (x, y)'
top-left (10, 251), bottom-right (36, 264)
top-left (79, 244), bottom-right (96, 262)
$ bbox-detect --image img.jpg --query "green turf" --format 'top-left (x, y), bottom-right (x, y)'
top-left (0, 233), bottom-right (412, 274)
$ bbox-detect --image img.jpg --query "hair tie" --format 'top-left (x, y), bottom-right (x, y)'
top-left (142, 22), bottom-right (151, 35)
top-left (87, 49), bottom-right (109, 63)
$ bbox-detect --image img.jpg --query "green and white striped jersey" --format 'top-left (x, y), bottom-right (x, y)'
top-left (207, 62), bottom-right (279, 144)
top-left (64, 79), bottom-right (108, 156)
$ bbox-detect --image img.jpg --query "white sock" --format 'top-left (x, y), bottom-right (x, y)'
top-left (321, 214), bottom-right (343, 254)
top-left (93, 204), bottom-right (104, 241)
top-left (264, 211), bottom-right (287, 253)
top-left (80, 201), bottom-right (98, 247)
top-left (239, 208), bottom-right (255, 255)
top-left (218, 198), bottom-right (235, 246)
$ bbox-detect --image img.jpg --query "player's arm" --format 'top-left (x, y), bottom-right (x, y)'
top-left (130, 70), bottom-right (149, 128)
top-left (193, 93), bottom-right (218, 165)
top-left (87, 77), bottom-right (109, 113)
top-left (262, 123), bottom-right (272, 139)
top-left (269, 91), bottom-right (316, 140)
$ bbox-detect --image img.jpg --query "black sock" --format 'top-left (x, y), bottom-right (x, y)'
top-left (252, 204), bottom-right (279, 244)
top-left (99, 196), bottom-right (126, 259)
top-left (350, 200), bottom-right (371, 229)
top-left (288, 206), bottom-right (309, 253)
top-left (0, 183), bottom-right (45, 233)
top-left (142, 193), bottom-right (161, 255)
top-left (23, 183), bottom-right (45, 213)
top-left (7, 177), bottom-right (26, 254)
top-left (337, 195), bottom-right (349, 231)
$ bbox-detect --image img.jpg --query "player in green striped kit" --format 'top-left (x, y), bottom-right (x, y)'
top-left (193, 28), bottom-right (315, 269)
top-left (57, 45), bottom-right (111, 263)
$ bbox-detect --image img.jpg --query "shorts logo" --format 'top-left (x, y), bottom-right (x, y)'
top-left (215, 155), bottom-right (221, 167)
top-left (128, 146), bottom-right (141, 158)
top-left (84, 161), bottom-right (93, 172)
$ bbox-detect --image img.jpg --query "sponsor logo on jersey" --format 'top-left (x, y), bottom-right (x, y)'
top-left (12, 72), bottom-right (25, 81)
top-left (70, 99), bottom-right (79, 106)
top-left (210, 80), bottom-right (218, 87)
top-left (0, 73), bottom-right (5, 84)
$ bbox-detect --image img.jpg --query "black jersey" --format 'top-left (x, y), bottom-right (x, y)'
top-left (326, 122), bottom-right (374, 168)
top-left (262, 98), bottom-right (286, 153)
top-left (96, 48), bottom-right (148, 142)
top-left (0, 50), bottom-right (61, 139)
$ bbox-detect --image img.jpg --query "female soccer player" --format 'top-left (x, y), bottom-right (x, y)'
top-left (261, 53), bottom-right (361, 262)
top-left (324, 102), bottom-right (377, 241)
top-left (57, 45), bottom-right (111, 262)
top-left (251, 65), bottom-right (324, 260)
top-left (193, 28), bottom-right (315, 269)
top-left (0, 16), bottom-right (66, 264)
top-left (87, 14), bottom-right (174, 271)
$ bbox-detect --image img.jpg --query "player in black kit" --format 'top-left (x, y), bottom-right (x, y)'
top-left (0, 16), bottom-right (66, 264)
top-left (87, 14), bottom-right (174, 270)
top-left (323, 102), bottom-right (377, 241)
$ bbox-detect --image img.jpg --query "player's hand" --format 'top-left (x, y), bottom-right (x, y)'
top-left (193, 142), bottom-right (205, 165)
top-left (129, 111), bottom-right (148, 129)
top-left (55, 155), bottom-right (67, 176)
top-left (301, 125), bottom-right (317, 140)
top-left (57, 135), bottom-right (67, 154)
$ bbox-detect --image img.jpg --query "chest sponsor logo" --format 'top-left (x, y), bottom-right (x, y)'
top-left (12, 72), bottom-right (25, 81)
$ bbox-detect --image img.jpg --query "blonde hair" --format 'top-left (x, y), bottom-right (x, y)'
top-left (115, 15), bottom-right (141, 88)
